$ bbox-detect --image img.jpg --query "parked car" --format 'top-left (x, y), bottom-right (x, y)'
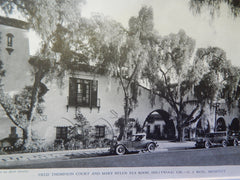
top-left (0, 137), bottom-right (19, 152)
top-left (110, 133), bottom-right (158, 155)
top-left (195, 131), bottom-right (239, 148)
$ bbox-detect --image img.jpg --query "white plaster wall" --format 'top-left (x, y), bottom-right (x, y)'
top-left (34, 72), bottom-right (163, 143)
top-left (32, 72), bottom-right (240, 142)
top-left (186, 102), bottom-right (240, 136)
top-left (0, 24), bottom-right (31, 140)
top-left (0, 109), bottom-right (22, 139)
top-left (0, 24), bottom-right (31, 92)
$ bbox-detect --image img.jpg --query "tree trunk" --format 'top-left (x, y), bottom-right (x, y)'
top-left (117, 96), bottom-right (130, 141)
top-left (177, 114), bottom-right (185, 142)
top-left (117, 126), bottom-right (125, 141)
top-left (123, 96), bottom-right (130, 140)
top-left (177, 125), bottom-right (181, 141)
top-left (181, 127), bottom-right (185, 142)
top-left (27, 71), bottom-right (42, 122)
top-left (19, 82), bottom-right (41, 149)
top-left (24, 122), bottom-right (34, 148)
top-left (22, 128), bottom-right (28, 144)
top-left (24, 70), bottom-right (43, 148)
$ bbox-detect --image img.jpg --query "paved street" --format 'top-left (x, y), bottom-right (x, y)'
top-left (0, 141), bottom-right (194, 168)
top-left (1, 142), bottom-right (240, 168)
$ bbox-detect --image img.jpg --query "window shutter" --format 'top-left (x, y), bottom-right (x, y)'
top-left (91, 80), bottom-right (98, 107)
top-left (69, 77), bottom-right (77, 106)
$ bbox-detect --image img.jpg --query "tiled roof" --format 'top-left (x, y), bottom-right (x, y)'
top-left (0, 16), bottom-right (29, 30)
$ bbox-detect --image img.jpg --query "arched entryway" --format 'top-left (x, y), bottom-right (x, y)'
top-left (144, 109), bottom-right (175, 140)
top-left (216, 117), bottom-right (226, 131)
top-left (196, 119), bottom-right (210, 137)
top-left (229, 118), bottom-right (240, 132)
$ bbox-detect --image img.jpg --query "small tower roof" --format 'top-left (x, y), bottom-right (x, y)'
top-left (0, 16), bottom-right (29, 30)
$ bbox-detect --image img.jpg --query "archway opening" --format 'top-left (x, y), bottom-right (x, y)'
top-left (229, 118), bottom-right (239, 132)
top-left (216, 117), bottom-right (226, 131)
top-left (145, 109), bottom-right (175, 140)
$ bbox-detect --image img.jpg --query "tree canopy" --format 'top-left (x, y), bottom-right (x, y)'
top-left (189, 0), bottom-right (240, 17)
top-left (193, 47), bottom-right (240, 110)
top-left (88, 6), bottom-right (156, 140)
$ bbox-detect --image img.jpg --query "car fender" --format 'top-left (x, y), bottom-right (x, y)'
top-left (114, 143), bottom-right (129, 152)
top-left (145, 141), bottom-right (157, 148)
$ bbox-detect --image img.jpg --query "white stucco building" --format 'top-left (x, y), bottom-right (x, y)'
top-left (0, 16), bottom-right (239, 149)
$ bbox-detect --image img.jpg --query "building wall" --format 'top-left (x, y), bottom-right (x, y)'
top-left (34, 71), bottom-right (240, 142)
top-left (187, 103), bottom-right (240, 139)
top-left (0, 22), bottom-right (31, 92)
top-left (32, 72), bottom-right (162, 143)
top-left (0, 109), bottom-right (22, 139)
top-left (0, 17), bottom-right (31, 141)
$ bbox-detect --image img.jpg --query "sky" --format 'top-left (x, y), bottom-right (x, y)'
top-left (2, 0), bottom-right (239, 67)
top-left (80, 0), bottom-right (240, 67)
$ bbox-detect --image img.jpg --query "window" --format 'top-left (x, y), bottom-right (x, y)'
top-left (6, 33), bottom-right (14, 55)
top-left (69, 77), bottom-right (98, 107)
top-left (76, 79), bottom-right (90, 105)
top-left (95, 126), bottom-right (105, 138)
top-left (56, 127), bottom-right (68, 139)
top-left (6, 33), bottom-right (14, 47)
top-left (11, 127), bottom-right (16, 134)
top-left (9, 127), bottom-right (17, 138)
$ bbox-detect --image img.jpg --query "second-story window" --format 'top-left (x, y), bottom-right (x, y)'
top-left (6, 33), bottom-right (14, 55)
top-left (69, 77), bottom-right (98, 107)
top-left (76, 79), bottom-right (90, 106)
top-left (6, 33), bottom-right (14, 47)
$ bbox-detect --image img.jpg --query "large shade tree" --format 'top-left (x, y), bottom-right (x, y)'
top-left (143, 30), bottom-right (211, 141)
top-left (193, 47), bottom-right (240, 111)
top-left (88, 6), bottom-right (156, 140)
top-left (144, 30), bottom-right (240, 141)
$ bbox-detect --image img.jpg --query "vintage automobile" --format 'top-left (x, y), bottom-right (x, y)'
top-left (110, 133), bottom-right (158, 155)
top-left (195, 131), bottom-right (239, 148)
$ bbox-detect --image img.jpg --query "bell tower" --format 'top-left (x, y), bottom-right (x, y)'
top-left (0, 16), bottom-right (31, 93)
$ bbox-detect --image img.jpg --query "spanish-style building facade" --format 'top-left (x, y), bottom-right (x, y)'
top-left (0, 16), bottom-right (239, 149)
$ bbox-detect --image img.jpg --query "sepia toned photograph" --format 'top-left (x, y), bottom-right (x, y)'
top-left (0, 0), bottom-right (240, 179)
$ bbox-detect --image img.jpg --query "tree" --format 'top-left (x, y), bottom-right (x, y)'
top-left (0, 60), bottom-right (6, 83)
top-left (0, 0), bottom-right (87, 148)
top-left (89, 7), bottom-right (156, 140)
top-left (66, 110), bottom-right (92, 149)
top-left (143, 30), bottom-right (207, 141)
top-left (193, 47), bottom-right (240, 111)
top-left (145, 32), bottom-right (240, 141)
top-left (0, 0), bottom-right (84, 41)
top-left (0, 57), bottom-right (50, 148)
top-left (189, 0), bottom-right (240, 18)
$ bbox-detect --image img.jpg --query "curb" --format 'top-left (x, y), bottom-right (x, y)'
top-left (0, 142), bottom-right (196, 164)
top-left (0, 148), bottom-right (109, 163)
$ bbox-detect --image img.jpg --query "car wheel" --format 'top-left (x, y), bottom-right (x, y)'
top-left (222, 139), bottom-right (227, 147)
top-left (147, 143), bottom-right (156, 152)
top-left (115, 145), bottom-right (126, 155)
top-left (233, 139), bottom-right (238, 146)
top-left (205, 141), bottom-right (210, 149)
